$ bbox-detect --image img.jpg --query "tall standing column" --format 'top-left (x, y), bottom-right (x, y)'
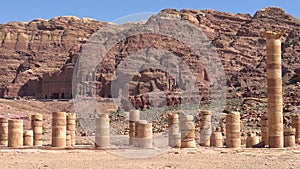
top-left (31, 114), bottom-right (43, 146)
top-left (264, 31), bottom-right (284, 148)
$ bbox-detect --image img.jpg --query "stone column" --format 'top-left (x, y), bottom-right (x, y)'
top-left (210, 127), bottom-right (223, 147)
top-left (180, 115), bottom-right (196, 148)
top-left (8, 119), bottom-right (23, 147)
top-left (226, 111), bottom-right (240, 148)
top-left (95, 114), bottom-right (110, 148)
top-left (284, 128), bottom-right (295, 147)
top-left (52, 112), bottom-right (66, 147)
top-left (200, 110), bottom-right (212, 146)
top-left (264, 30), bottom-right (284, 148)
top-left (0, 118), bottom-right (8, 146)
top-left (135, 120), bottom-right (153, 148)
top-left (291, 114), bottom-right (300, 144)
top-left (31, 114), bottom-right (43, 146)
top-left (261, 115), bottom-right (268, 146)
top-left (134, 120), bottom-right (144, 147)
top-left (129, 110), bottom-right (140, 145)
top-left (168, 112), bottom-right (181, 148)
top-left (66, 131), bottom-right (72, 147)
top-left (66, 113), bottom-right (76, 146)
top-left (23, 130), bottom-right (33, 146)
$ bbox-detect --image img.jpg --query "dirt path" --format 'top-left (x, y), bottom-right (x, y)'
top-left (0, 147), bottom-right (299, 169)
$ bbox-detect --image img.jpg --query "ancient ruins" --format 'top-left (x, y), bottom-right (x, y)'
top-left (0, 9), bottom-right (299, 167)
top-left (265, 30), bottom-right (285, 148)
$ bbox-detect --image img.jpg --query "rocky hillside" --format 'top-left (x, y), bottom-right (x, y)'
top-left (167, 7), bottom-right (300, 96)
top-left (0, 7), bottom-right (299, 111)
top-left (0, 16), bottom-right (105, 97)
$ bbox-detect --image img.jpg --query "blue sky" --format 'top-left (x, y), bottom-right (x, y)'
top-left (0, 1), bottom-right (300, 24)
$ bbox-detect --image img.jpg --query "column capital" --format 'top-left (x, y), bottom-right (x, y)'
top-left (264, 30), bottom-right (284, 39)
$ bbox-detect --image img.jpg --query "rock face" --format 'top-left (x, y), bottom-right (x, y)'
top-left (0, 7), bottom-right (299, 111)
top-left (0, 16), bottom-right (105, 98)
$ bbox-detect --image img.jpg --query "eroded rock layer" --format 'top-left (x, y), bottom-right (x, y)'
top-left (0, 7), bottom-right (299, 111)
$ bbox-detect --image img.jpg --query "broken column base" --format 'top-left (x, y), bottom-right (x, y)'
top-left (133, 138), bottom-right (152, 148)
top-left (95, 136), bottom-right (110, 148)
top-left (169, 133), bottom-right (181, 148)
top-left (181, 139), bottom-right (196, 148)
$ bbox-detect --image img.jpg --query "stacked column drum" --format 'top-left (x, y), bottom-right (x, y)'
top-left (129, 110), bottom-right (140, 145)
top-left (23, 130), bottom-right (33, 146)
top-left (265, 31), bottom-right (284, 148)
top-left (52, 112), bottom-right (66, 147)
top-left (8, 119), bottom-right (23, 147)
top-left (261, 115), bottom-right (268, 146)
top-left (210, 127), bottom-right (223, 147)
top-left (0, 118), bottom-right (8, 146)
top-left (200, 110), bottom-right (212, 146)
top-left (31, 114), bottom-right (43, 146)
top-left (66, 113), bottom-right (76, 146)
top-left (284, 128), bottom-right (295, 147)
top-left (246, 133), bottom-right (259, 148)
top-left (95, 113), bottom-right (110, 148)
top-left (291, 114), bottom-right (300, 144)
top-left (180, 115), bottom-right (196, 148)
top-left (134, 120), bottom-right (153, 148)
top-left (168, 113), bottom-right (181, 148)
top-left (66, 131), bottom-right (72, 147)
top-left (226, 111), bottom-right (241, 148)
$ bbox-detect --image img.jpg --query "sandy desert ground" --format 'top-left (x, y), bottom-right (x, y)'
top-left (0, 99), bottom-right (299, 169)
top-left (0, 147), bottom-right (300, 169)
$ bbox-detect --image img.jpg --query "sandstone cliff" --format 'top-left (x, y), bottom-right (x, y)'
top-left (0, 16), bottom-right (105, 98)
top-left (0, 7), bottom-right (299, 111)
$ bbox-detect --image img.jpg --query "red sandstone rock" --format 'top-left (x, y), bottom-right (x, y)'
top-left (0, 7), bottom-right (299, 110)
